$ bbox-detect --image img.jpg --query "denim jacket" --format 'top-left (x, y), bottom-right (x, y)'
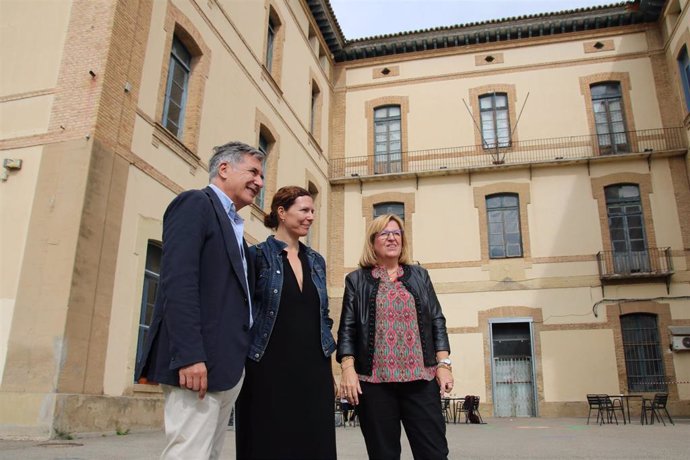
top-left (247, 235), bottom-right (336, 361)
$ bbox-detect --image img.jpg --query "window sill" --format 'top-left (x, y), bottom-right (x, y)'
top-left (249, 202), bottom-right (267, 221)
top-left (308, 132), bottom-right (323, 155)
top-left (261, 66), bottom-right (283, 96)
top-left (133, 382), bottom-right (162, 394)
top-left (152, 122), bottom-right (203, 172)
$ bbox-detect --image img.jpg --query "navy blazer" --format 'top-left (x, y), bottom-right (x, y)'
top-left (135, 186), bottom-right (255, 391)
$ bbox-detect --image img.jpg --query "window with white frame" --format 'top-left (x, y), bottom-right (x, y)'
top-left (162, 37), bottom-right (192, 138)
top-left (486, 193), bottom-right (522, 258)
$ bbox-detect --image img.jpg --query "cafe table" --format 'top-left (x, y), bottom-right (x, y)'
top-left (610, 394), bottom-right (643, 424)
top-left (442, 396), bottom-right (465, 424)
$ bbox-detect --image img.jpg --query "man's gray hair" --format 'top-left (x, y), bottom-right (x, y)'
top-left (208, 141), bottom-right (266, 181)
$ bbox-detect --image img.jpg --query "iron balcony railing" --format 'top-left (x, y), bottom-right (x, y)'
top-left (329, 127), bottom-right (687, 180)
top-left (596, 247), bottom-right (673, 279)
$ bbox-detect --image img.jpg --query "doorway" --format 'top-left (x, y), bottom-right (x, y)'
top-left (491, 320), bottom-right (536, 417)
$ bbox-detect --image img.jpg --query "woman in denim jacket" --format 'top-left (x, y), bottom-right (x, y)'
top-left (236, 186), bottom-right (337, 460)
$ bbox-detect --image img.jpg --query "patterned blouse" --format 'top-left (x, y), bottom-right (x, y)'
top-left (359, 265), bottom-right (436, 383)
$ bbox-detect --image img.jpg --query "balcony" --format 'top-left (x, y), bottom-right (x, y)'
top-left (329, 127), bottom-right (687, 182)
top-left (596, 247), bottom-right (674, 292)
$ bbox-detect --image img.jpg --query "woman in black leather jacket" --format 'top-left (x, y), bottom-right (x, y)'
top-left (337, 214), bottom-right (453, 460)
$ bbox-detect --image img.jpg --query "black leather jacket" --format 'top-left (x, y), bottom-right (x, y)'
top-left (336, 264), bottom-right (450, 375)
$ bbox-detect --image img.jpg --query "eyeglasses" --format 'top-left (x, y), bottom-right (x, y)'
top-left (376, 229), bottom-right (403, 240)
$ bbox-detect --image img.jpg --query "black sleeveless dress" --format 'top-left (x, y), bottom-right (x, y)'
top-left (236, 249), bottom-right (336, 459)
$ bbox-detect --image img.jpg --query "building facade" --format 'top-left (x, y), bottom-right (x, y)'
top-left (0, 0), bottom-right (689, 438)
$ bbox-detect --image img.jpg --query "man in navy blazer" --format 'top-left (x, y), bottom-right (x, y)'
top-left (136, 141), bottom-right (266, 459)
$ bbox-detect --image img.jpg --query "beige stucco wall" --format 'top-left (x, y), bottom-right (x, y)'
top-left (0, 146), bottom-right (42, 384)
top-left (541, 329), bottom-right (620, 402)
top-left (450, 332), bottom-right (486, 400)
top-left (340, 32), bottom-right (663, 162)
top-left (0, 0), bottom-right (71, 97)
top-left (0, 1), bottom-right (70, 139)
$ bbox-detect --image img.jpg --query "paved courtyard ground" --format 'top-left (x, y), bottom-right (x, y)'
top-left (1, 417), bottom-right (689, 459)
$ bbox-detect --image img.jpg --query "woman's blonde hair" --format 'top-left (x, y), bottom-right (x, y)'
top-left (358, 214), bottom-right (412, 268)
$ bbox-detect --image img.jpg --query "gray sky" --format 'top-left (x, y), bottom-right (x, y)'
top-left (329, 0), bottom-right (623, 39)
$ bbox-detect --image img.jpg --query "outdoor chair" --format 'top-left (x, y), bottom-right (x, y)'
top-left (455, 395), bottom-right (483, 423)
top-left (605, 395), bottom-right (625, 425)
top-left (441, 398), bottom-right (452, 423)
top-left (586, 394), bottom-right (605, 425)
top-left (641, 393), bottom-right (674, 426)
top-left (587, 394), bottom-right (623, 425)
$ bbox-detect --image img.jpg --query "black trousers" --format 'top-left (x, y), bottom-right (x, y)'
top-left (358, 379), bottom-right (448, 460)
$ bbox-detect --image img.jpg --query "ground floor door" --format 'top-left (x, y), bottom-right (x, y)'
top-left (491, 321), bottom-right (536, 417)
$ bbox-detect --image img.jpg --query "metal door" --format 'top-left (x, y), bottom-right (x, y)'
top-left (493, 357), bottom-right (535, 417)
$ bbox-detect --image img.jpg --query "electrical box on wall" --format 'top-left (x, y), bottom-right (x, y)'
top-left (671, 336), bottom-right (690, 351)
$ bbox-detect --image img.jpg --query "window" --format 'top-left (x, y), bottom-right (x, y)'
top-left (266, 16), bottom-right (276, 72)
top-left (479, 93), bottom-right (510, 149)
top-left (487, 194), bottom-right (522, 259)
top-left (306, 182), bottom-right (319, 248)
top-left (621, 314), bottom-right (667, 392)
top-left (374, 106), bottom-right (402, 174)
top-left (591, 82), bottom-right (628, 155)
top-left (255, 134), bottom-right (270, 209)
top-left (310, 80), bottom-right (321, 137)
top-left (605, 184), bottom-right (649, 274)
top-left (135, 241), bottom-right (162, 381)
top-left (677, 46), bottom-right (690, 112)
top-left (373, 202), bottom-right (404, 221)
top-left (162, 36), bottom-right (192, 138)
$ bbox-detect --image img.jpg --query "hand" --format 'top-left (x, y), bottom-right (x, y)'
top-left (435, 366), bottom-right (453, 396)
top-left (339, 366), bottom-right (362, 405)
top-left (179, 362), bottom-right (208, 399)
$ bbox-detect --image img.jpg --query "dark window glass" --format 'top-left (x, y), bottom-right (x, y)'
top-left (621, 314), bottom-right (667, 392)
top-left (135, 241), bottom-right (162, 381)
top-left (374, 202), bottom-right (404, 221)
top-left (486, 193), bottom-right (522, 259)
top-left (678, 46), bottom-right (690, 112)
top-left (591, 82), bottom-right (628, 155)
top-left (266, 16), bottom-right (276, 72)
top-left (162, 37), bottom-right (191, 138)
top-left (605, 184), bottom-right (649, 274)
top-left (255, 134), bottom-right (269, 209)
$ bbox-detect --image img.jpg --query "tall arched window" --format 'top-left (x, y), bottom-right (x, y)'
top-left (374, 105), bottom-right (402, 174)
top-left (621, 313), bottom-right (666, 392)
top-left (162, 36), bottom-right (192, 138)
top-left (677, 46), bottom-right (690, 112)
top-left (591, 82), bottom-right (628, 155)
top-left (605, 184), bottom-right (649, 274)
top-left (135, 241), bottom-right (162, 381)
top-left (256, 129), bottom-right (275, 210)
top-left (479, 92), bottom-right (510, 149)
top-left (374, 202), bottom-right (404, 221)
top-left (486, 193), bottom-right (522, 259)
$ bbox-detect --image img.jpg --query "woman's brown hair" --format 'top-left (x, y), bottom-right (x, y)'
top-left (264, 186), bottom-right (312, 229)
